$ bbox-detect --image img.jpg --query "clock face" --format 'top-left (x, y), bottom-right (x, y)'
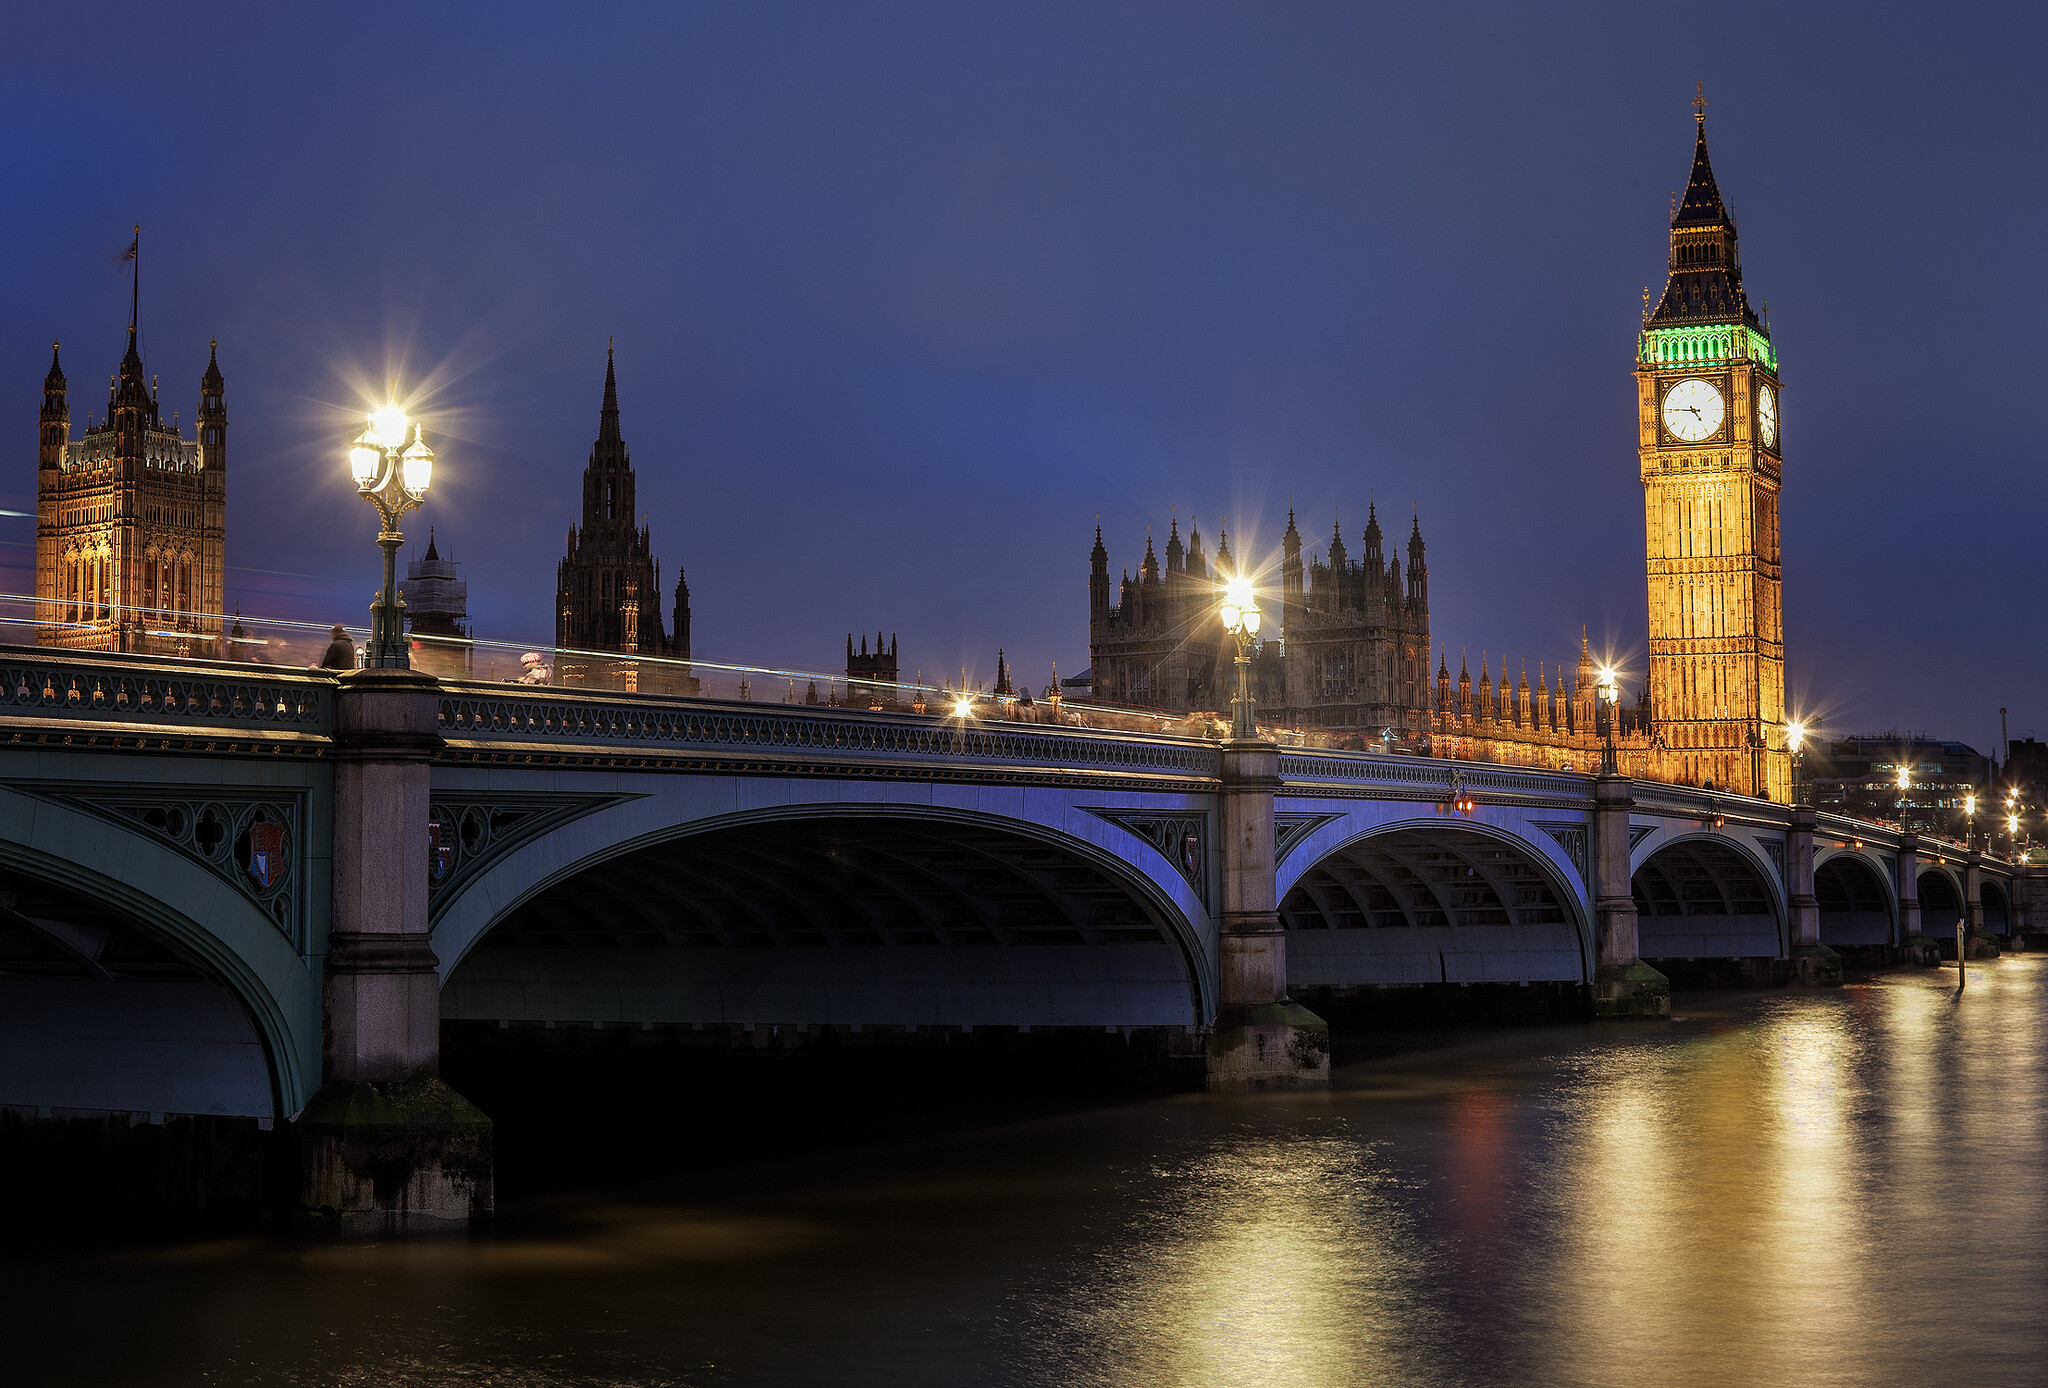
top-left (1662, 378), bottom-right (1725, 443)
top-left (1756, 383), bottom-right (1778, 449)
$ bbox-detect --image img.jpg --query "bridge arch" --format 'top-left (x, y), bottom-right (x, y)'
top-left (0, 806), bottom-right (310, 1118)
top-left (1277, 818), bottom-right (1593, 986)
top-left (1632, 833), bottom-right (1785, 960)
top-left (438, 801), bottom-right (1211, 1030)
top-left (1813, 850), bottom-right (1898, 948)
top-left (1919, 867), bottom-right (1965, 936)
top-left (1983, 879), bottom-right (2012, 936)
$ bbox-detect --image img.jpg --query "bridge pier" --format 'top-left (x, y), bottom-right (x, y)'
top-left (295, 669), bottom-right (491, 1235)
top-left (1591, 775), bottom-right (1669, 1018)
top-left (1897, 833), bottom-right (1931, 963)
top-left (1964, 854), bottom-right (1997, 958)
top-left (1787, 807), bottom-right (1843, 984)
top-left (1205, 740), bottom-right (1329, 1089)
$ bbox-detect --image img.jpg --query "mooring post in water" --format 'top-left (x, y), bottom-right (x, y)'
top-left (1590, 773), bottom-right (1669, 1018)
top-left (1787, 805), bottom-right (1843, 985)
top-left (1205, 737), bottom-right (1329, 1090)
top-left (295, 668), bottom-right (493, 1234)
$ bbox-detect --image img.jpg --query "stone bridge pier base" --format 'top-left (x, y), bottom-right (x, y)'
top-left (295, 669), bottom-right (492, 1234)
top-left (1206, 740), bottom-right (1329, 1089)
top-left (1787, 807), bottom-right (1843, 984)
top-left (1964, 854), bottom-right (1997, 959)
top-left (1897, 834), bottom-right (1931, 964)
top-left (1591, 775), bottom-right (1669, 1018)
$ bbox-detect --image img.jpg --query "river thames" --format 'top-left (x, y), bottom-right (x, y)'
top-left (12, 961), bottom-right (2046, 1387)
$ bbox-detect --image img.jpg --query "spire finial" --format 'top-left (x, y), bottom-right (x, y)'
top-left (1694, 81), bottom-right (1708, 124)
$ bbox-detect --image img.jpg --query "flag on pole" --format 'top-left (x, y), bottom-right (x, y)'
top-left (121, 234), bottom-right (137, 262)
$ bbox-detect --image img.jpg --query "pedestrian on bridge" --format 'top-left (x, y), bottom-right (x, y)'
top-left (318, 625), bottom-right (356, 670)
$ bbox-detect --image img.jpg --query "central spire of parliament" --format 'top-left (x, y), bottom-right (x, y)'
top-left (554, 344), bottom-right (693, 688)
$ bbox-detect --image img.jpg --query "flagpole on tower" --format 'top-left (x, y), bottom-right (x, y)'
top-left (129, 225), bottom-right (140, 337)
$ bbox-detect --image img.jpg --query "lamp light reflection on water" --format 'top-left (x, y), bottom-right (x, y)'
top-left (1043, 1134), bottom-right (1406, 1388)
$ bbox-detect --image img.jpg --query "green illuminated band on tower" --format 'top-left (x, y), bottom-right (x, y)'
top-left (1637, 323), bottom-right (1776, 373)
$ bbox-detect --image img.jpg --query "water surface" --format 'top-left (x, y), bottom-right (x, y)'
top-left (12, 961), bottom-right (2047, 1386)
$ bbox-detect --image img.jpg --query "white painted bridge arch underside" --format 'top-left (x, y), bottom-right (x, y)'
top-left (441, 806), bottom-right (1208, 1030)
top-left (1280, 824), bottom-right (1593, 986)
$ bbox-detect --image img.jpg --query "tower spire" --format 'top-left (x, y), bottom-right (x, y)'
top-left (1647, 93), bottom-right (1756, 331)
top-left (127, 225), bottom-right (139, 341)
top-left (599, 340), bottom-right (621, 445)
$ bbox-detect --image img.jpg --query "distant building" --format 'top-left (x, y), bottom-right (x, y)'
top-left (36, 274), bottom-right (227, 656)
top-left (2007, 738), bottom-right (2048, 813)
top-left (554, 346), bottom-right (694, 692)
top-left (401, 528), bottom-right (470, 678)
top-left (846, 631), bottom-right (898, 709)
top-left (1088, 509), bottom-right (1432, 740)
top-left (1808, 734), bottom-right (1994, 841)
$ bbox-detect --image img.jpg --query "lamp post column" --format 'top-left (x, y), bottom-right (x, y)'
top-left (1207, 737), bottom-right (1329, 1089)
top-left (1206, 574), bottom-right (1327, 1089)
top-left (294, 398), bottom-right (487, 1235)
top-left (1590, 772), bottom-right (1669, 1017)
top-left (372, 528), bottom-right (407, 667)
top-left (1787, 805), bottom-right (1842, 984)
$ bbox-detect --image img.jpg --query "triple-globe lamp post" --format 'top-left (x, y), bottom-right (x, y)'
top-left (1595, 666), bottom-right (1620, 775)
top-left (1786, 719), bottom-right (1808, 806)
top-left (1218, 574), bottom-right (1262, 741)
top-left (347, 402), bottom-right (435, 669)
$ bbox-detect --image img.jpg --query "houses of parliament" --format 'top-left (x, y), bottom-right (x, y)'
top-left (1089, 98), bottom-right (1792, 801)
top-left (552, 345), bottom-right (695, 691)
top-left (27, 101), bottom-right (1790, 802)
top-left (34, 260), bottom-right (227, 658)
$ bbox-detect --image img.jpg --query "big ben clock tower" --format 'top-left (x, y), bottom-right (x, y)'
top-left (1637, 91), bottom-right (1788, 802)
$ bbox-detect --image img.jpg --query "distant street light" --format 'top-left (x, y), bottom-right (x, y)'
top-left (1219, 573), bottom-right (1262, 741)
top-left (1786, 719), bottom-right (1808, 805)
top-left (348, 397), bottom-right (434, 669)
top-left (1595, 666), bottom-right (1620, 776)
top-left (1896, 763), bottom-right (1911, 830)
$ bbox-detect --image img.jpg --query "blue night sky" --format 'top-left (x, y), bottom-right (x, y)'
top-left (3, 4), bottom-right (2041, 749)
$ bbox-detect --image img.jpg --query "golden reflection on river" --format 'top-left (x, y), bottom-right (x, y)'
top-left (1041, 1128), bottom-right (1410, 1387)
top-left (13, 966), bottom-right (2048, 1387)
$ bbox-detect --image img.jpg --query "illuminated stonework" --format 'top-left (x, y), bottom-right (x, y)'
top-left (1635, 108), bottom-right (1788, 801)
top-left (35, 325), bottom-right (227, 658)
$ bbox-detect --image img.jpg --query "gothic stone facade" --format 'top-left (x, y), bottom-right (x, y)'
top-left (555, 348), bottom-right (694, 692)
top-left (1634, 102), bottom-right (1788, 800)
top-left (1422, 100), bottom-right (1787, 797)
top-left (1086, 102), bottom-right (1793, 799)
top-left (36, 327), bottom-right (225, 657)
top-left (1088, 507), bottom-right (1431, 739)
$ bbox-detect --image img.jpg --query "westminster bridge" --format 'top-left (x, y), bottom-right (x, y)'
top-left (0, 646), bottom-right (2031, 1228)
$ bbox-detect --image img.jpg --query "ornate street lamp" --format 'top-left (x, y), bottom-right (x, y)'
top-left (1786, 719), bottom-right (1807, 806)
top-left (347, 400), bottom-right (434, 669)
top-left (1595, 666), bottom-right (1620, 775)
top-left (1896, 764), bottom-right (1911, 830)
top-left (1964, 788), bottom-right (1978, 851)
top-left (1218, 574), bottom-right (1262, 741)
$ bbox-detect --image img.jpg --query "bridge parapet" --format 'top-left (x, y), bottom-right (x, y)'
top-left (434, 681), bottom-right (1223, 781)
top-left (1279, 751), bottom-right (1592, 804)
top-left (0, 646), bottom-right (331, 742)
